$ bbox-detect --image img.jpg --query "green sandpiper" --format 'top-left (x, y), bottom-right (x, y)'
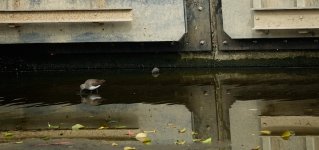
top-left (80, 79), bottom-right (105, 93)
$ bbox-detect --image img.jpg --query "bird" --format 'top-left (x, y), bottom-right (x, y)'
top-left (80, 79), bottom-right (105, 93)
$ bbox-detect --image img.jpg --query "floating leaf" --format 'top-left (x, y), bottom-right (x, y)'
top-left (98, 126), bottom-right (108, 130)
top-left (252, 146), bottom-right (261, 150)
top-left (124, 146), bottom-right (136, 150)
top-left (178, 128), bottom-right (187, 133)
top-left (135, 133), bottom-right (148, 142)
top-left (72, 124), bottom-right (85, 130)
top-left (15, 141), bottom-right (23, 144)
top-left (191, 131), bottom-right (198, 135)
top-left (48, 122), bottom-right (60, 129)
top-left (111, 143), bottom-right (118, 146)
top-left (174, 140), bottom-right (186, 145)
top-left (3, 132), bottom-right (14, 138)
top-left (260, 130), bottom-right (271, 135)
top-left (201, 137), bottom-right (212, 144)
top-left (193, 139), bottom-right (201, 142)
top-left (281, 130), bottom-right (295, 140)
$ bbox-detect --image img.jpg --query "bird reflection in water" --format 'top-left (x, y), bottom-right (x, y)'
top-left (80, 94), bottom-right (104, 106)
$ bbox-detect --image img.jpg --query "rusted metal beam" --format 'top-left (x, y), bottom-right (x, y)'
top-left (253, 9), bottom-right (319, 30)
top-left (0, 9), bottom-right (133, 24)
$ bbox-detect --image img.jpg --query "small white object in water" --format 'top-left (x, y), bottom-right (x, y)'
top-left (151, 67), bottom-right (160, 77)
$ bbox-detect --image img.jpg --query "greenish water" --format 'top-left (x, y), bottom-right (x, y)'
top-left (0, 69), bottom-right (318, 149)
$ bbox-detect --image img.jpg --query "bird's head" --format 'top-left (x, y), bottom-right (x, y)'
top-left (80, 84), bottom-right (86, 90)
top-left (99, 79), bottom-right (106, 84)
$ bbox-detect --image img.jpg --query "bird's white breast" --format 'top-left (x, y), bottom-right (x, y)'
top-left (88, 85), bottom-right (101, 90)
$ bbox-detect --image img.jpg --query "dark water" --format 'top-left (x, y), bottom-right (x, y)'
top-left (0, 69), bottom-right (319, 149)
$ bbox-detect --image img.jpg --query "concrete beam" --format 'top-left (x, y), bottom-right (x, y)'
top-left (0, 9), bottom-right (132, 24)
top-left (260, 116), bottom-right (319, 134)
top-left (253, 9), bottom-right (319, 30)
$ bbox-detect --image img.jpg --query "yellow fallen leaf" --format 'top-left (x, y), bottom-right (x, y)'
top-left (98, 126), bottom-right (108, 130)
top-left (201, 137), bottom-right (212, 144)
top-left (3, 132), bottom-right (13, 137)
top-left (72, 124), bottom-right (85, 130)
top-left (135, 133), bottom-right (148, 142)
top-left (260, 130), bottom-right (272, 135)
top-left (174, 140), bottom-right (186, 145)
top-left (15, 141), bottom-right (23, 144)
top-left (124, 146), bottom-right (136, 150)
top-left (111, 142), bottom-right (118, 146)
top-left (178, 128), bottom-right (187, 133)
top-left (281, 130), bottom-right (295, 140)
top-left (252, 146), bottom-right (260, 150)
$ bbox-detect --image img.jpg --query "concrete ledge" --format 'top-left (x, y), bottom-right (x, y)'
top-left (261, 116), bottom-right (319, 135)
top-left (0, 9), bottom-right (133, 24)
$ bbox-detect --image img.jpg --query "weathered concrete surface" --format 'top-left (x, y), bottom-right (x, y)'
top-left (0, 0), bottom-right (186, 43)
top-left (222, 0), bottom-right (319, 38)
top-left (0, 9), bottom-right (133, 23)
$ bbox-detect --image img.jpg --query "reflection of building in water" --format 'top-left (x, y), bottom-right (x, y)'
top-left (229, 100), bottom-right (319, 150)
top-left (217, 71), bottom-right (319, 150)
